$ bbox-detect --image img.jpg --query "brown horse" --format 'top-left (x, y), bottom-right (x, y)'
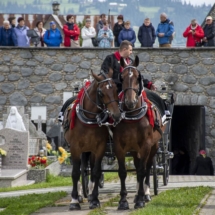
top-left (113, 56), bottom-right (165, 209)
top-left (64, 69), bottom-right (121, 210)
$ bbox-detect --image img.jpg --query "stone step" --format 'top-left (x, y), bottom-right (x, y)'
top-left (0, 169), bottom-right (31, 188)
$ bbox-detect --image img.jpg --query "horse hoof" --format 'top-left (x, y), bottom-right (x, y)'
top-left (89, 200), bottom-right (100, 209)
top-left (88, 194), bottom-right (93, 202)
top-left (145, 195), bottom-right (151, 202)
top-left (118, 200), bottom-right (129, 210)
top-left (134, 201), bottom-right (145, 209)
top-left (69, 203), bottom-right (81, 210)
top-left (78, 195), bottom-right (83, 203)
top-left (133, 195), bottom-right (138, 203)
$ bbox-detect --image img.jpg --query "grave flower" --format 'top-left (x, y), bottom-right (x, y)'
top-left (0, 148), bottom-right (7, 156)
top-left (28, 155), bottom-right (48, 169)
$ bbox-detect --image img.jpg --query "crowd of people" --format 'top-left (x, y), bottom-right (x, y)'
top-left (0, 13), bottom-right (214, 48)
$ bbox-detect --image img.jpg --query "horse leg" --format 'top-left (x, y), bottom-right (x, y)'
top-left (70, 155), bottom-right (81, 210)
top-left (131, 152), bottom-right (139, 204)
top-left (89, 153), bottom-right (103, 209)
top-left (88, 153), bottom-right (95, 202)
top-left (134, 146), bottom-right (151, 209)
top-left (116, 151), bottom-right (129, 210)
top-left (144, 143), bottom-right (158, 202)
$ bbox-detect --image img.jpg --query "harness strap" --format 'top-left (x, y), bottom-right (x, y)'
top-left (153, 107), bottom-right (163, 136)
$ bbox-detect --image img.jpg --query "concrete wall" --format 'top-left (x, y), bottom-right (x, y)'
top-left (0, 47), bottom-right (215, 165)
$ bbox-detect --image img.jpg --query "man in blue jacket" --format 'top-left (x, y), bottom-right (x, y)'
top-left (0, 20), bottom-right (17, 46)
top-left (156, 13), bottom-right (174, 47)
top-left (43, 21), bottom-right (62, 47)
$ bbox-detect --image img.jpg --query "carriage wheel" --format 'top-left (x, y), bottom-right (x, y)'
top-left (81, 154), bottom-right (90, 198)
top-left (153, 155), bottom-right (158, 196)
top-left (163, 155), bottom-right (170, 186)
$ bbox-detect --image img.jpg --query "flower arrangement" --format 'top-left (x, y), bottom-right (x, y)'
top-left (0, 148), bottom-right (7, 156)
top-left (46, 142), bottom-right (71, 165)
top-left (28, 156), bottom-right (48, 169)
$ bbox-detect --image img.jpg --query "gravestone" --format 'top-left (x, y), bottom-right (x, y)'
top-left (28, 138), bottom-right (39, 156)
top-left (0, 128), bottom-right (29, 169)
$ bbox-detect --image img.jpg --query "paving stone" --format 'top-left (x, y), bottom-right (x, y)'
top-left (34, 55), bottom-right (44, 62)
top-left (192, 66), bottom-right (208, 75)
top-left (209, 99), bottom-right (215, 109)
top-left (64, 75), bottom-right (74, 81)
top-left (173, 65), bottom-right (187, 74)
top-left (161, 51), bottom-right (172, 56)
top-left (24, 89), bottom-right (34, 96)
top-left (197, 95), bottom-right (208, 105)
top-left (98, 51), bottom-right (111, 60)
top-left (164, 74), bottom-right (178, 83)
top-left (51, 64), bottom-right (63, 71)
top-left (55, 83), bottom-right (67, 91)
top-left (21, 67), bottom-right (33, 77)
top-left (64, 64), bottom-right (77, 73)
top-left (49, 72), bottom-right (62, 81)
top-left (76, 70), bottom-right (89, 79)
top-left (20, 51), bottom-right (32, 59)
top-left (13, 60), bottom-right (24, 66)
top-left (191, 94), bottom-right (198, 105)
top-left (146, 63), bottom-right (158, 72)
top-left (8, 74), bottom-right (20, 81)
top-left (83, 53), bottom-right (96, 59)
top-left (26, 60), bottom-right (37, 66)
top-left (154, 57), bottom-right (164, 63)
top-left (0, 75), bottom-right (5, 82)
top-left (9, 92), bottom-right (27, 105)
top-left (80, 61), bottom-right (91, 69)
top-left (45, 96), bottom-right (61, 104)
top-left (138, 52), bottom-right (150, 62)
top-left (30, 95), bottom-right (43, 103)
top-left (71, 56), bottom-right (81, 63)
top-left (1, 83), bottom-right (15, 93)
top-left (44, 58), bottom-right (54, 65)
top-left (29, 75), bottom-right (43, 83)
top-left (160, 64), bottom-right (170, 73)
top-left (167, 57), bottom-right (181, 64)
top-left (199, 77), bottom-right (215, 85)
top-left (58, 55), bottom-right (67, 62)
top-left (34, 67), bottom-right (49, 76)
top-left (172, 83), bottom-right (189, 92)
top-left (207, 86), bottom-right (215, 96)
top-left (17, 80), bottom-right (30, 90)
top-left (0, 66), bottom-right (9, 73)
top-left (3, 56), bottom-right (11, 62)
top-left (202, 58), bottom-right (215, 65)
top-left (35, 83), bottom-right (54, 95)
top-left (0, 96), bottom-right (7, 105)
top-left (200, 52), bottom-right (214, 58)
top-left (191, 86), bottom-right (204, 93)
top-left (11, 66), bottom-right (20, 72)
top-left (211, 66), bottom-right (215, 75)
top-left (178, 52), bottom-right (190, 58)
top-left (182, 95), bottom-right (191, 105)
top-left (182, 75), bottom-right (196, 84)
top-left (175, 94), bottom-right (183, 105)
top-left (187, 57), bottom-right (199, 65)
top-left (137, 64), bottom-right (144, 71)
top-left (46, 51), bottom-right (56, 56)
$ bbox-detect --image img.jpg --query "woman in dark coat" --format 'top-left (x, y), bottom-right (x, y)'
top-left (202, 16), bottom-right (215, 47)
top-left (138, 18), bottom-right (156, 47)
top-left (192, 150), bottom-right (214, 176)
top-left (113, 15), bottom-right (124, 47)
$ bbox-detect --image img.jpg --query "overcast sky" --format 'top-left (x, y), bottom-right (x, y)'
top-left (184, 0), bottom-right (214, 6)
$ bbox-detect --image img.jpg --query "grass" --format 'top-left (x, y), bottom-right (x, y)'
top-left (0, 174), bottom-right (72, 193)
top-left (104, 172), bottom-right (119, 183)
top-left (0, 191), bottom-right (67, 215)
top-left (131, 186), bottom-right (213, 215)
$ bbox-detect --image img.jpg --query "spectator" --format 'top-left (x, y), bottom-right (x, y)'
top-left (96, 14), bottom-right (106, 35)
top-left (13, 17), bottom-right (30, 47)
top-left (202, 16), bottom-right (215, 47)
top-left (8, 17), bottom-right (16, 28)
top-left (183, 19), bottom-right (204, 47)
top-left (0, 20), bottom-right (17, 46)
top-left (113, 15), bottom-right (124, 47)
top-left (97, 21), bottom-right (113, 48)
top-left (138, 18), bottom-right (156, 47)
top-left (43, 21), bottom-right (62, 47)
top-left (63, 15), bottom-right (80, 48)
top-left (34, 21), bottom-right (46, 47)
top-left (192, 150), bottom-right (214, 176)
top-left (81, 18), bottom-right (96, 47)
top-left (118, 21), bottom-right (136, 47)
top-left (156, 13), bottom-right (174, 47)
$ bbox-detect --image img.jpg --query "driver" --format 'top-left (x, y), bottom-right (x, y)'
top-left (101, 40), bottom-right (156, 93)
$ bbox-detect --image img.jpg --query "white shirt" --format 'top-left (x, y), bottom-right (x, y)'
top-left (81, 26), bottom-right (96, 47)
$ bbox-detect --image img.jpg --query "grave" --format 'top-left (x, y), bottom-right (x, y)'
top-left (0, 128), bottom-right (34, 187)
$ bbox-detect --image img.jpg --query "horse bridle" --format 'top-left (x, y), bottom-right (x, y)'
top-left (121, 65), bottom-right (142, 98)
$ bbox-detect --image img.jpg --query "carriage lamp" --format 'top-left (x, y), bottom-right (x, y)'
top-left (160, 82), bottom-right (168, 100)
top-left (52, 1), bottom-right (60, 15)
top-left (73, 82), bottom-right (80, 96)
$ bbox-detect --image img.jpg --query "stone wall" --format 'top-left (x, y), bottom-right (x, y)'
top-left (0, 47), bottom-right (215, 165)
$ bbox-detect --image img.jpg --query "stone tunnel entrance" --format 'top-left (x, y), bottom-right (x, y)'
top-left (170, 106), bottom-right (205, 175)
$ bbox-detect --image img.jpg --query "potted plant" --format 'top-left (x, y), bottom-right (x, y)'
top-left (46, 141), bottom-right (57, 162)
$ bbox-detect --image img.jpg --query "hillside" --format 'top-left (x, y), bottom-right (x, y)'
top-left (0, 0), bottom-right (213, 46)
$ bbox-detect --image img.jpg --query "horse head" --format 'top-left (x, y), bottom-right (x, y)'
top-left (120, 56), bottom-right (142, 110)
top-left (91, 69), bottom-right (122, 125)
